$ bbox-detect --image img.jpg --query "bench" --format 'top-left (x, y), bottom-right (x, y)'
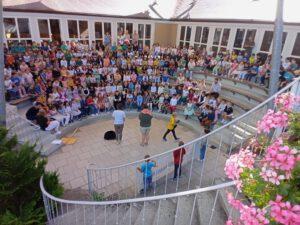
top-left (192, 70), bottom-right (269, 95)
top-left (9, 95), bottom-right (35, 106)
top-left (204, 80), bottom-right (265, 103)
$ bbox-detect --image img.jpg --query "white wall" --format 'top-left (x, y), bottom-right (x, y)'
top-left (175, 21), bottom-right (300, 60)
top-left (3, 11), bottom-right (300, 60)
top-left (3, 11), bottom-right (156, 46)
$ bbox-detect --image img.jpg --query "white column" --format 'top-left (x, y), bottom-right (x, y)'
top-left (30, 16), bottom-right (40, 43)
top-left (227, 27), bottom-right (237, 51)
top-left (283, 30), bottom-right (297, 59)
top-left (60, 18), bottom-right (68, 42)
top-left (206, 26), bottom-right (214, 50)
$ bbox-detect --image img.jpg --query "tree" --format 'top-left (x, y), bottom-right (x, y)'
top-left (0, 127), bottom-right (63, 224)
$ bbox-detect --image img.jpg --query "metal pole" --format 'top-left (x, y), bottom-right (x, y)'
top-left (0, 0), bottom-right (6, 126)
top-left (268, 0), bottom-right (284, 102)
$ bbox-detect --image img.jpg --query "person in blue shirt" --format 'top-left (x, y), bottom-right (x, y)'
top-left (137, 155), bottom-right (156, 193)
top-left (136, 93), bottom-right (143, 111)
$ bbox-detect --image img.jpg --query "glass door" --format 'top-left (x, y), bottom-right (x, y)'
top-left (50, 19), bottom-right (61, 42)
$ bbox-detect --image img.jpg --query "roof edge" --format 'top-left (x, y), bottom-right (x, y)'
top-left (3, 8), bottom-right (300, 26)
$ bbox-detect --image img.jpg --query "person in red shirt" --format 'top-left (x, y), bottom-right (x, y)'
top-left (173, 141), bottom-right (186, 180)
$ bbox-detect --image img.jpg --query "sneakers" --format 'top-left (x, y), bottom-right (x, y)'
top-left (175, 138), bottom-right (180, 141)
top-left (55, 131), bottom-right (62, 135)
top-left (163, 138), bottom-right (167, 142)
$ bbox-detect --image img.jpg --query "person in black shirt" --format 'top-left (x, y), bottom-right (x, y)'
top-left (113, 91), bottom-right (123, 109)
top-left (36, 110), bottom-right (61, 134)
top-left (25, 105), bottom-right (40, 122)
top-left (222, 102), bottom-right (234, 124)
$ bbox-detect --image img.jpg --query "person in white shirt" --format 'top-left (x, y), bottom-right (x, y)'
top-left (60, 57), bottom-right (68, 68)
top-left (169, 95), bottom-right (178, 113)
top-left (211, 78), bottom-right (222, 94)
top-left (112, 103), bottom-right (126, 144)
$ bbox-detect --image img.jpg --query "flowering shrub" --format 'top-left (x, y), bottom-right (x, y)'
top-left (224, 93), bottom-right (300, 225)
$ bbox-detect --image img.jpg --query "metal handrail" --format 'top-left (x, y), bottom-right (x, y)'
top-left (40, 176), bottom-right (234, 205)
top-left (88, 77), bottom-right (300, 170)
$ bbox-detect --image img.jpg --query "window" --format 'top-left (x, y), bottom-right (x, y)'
top-left (117, 22), bottom-right (125, 35)
top-left (292, 33), bottom-right (300, 56)
top-left (281, 32), bottom-right (287, 52)
top-left (213, 28), bottom-right (222, 45)
top-left (201, 27), bottom-right (209, 44)
top-left (4, 18), bottom-right (18, 39)
top-left (68, 20), bottom-right (78, 38)
top-left (221, 28), bottom-right (230, 46)
top-left (180, 26), bottom-right (185, 41)
top-left (185, 26), bottom-right (191, 42)
top-left (38, 19), bottom-right (50, 38)
top-left (138, 24), bottom-right (144, 39)
top-left (145, 40), bottom-right (151, 47)
top-left (234, 29), bottom-right (245, 48)
top-left (17, 18), bottom-right (31, 38)
top-left (95, 22), bottom-right (103, 39)
top-left (260, 31), bottom-right (273, 52)
top-left (126, 23), bottom-right (133, 38)
top-left (79, 21), bottom-right (88, 39)
top-left (194, 43), bottom-right (200, 50)
top-left (145, 24), bottom-right (151, 39)
top-left (244, 29), bottom-right (256, 48)
top-left (104, 23), bottom-right (111, 35)
top-left (194, 26), bottom-right (202, 43)
top-left (49, 19), bottom-right (61, 42)
top-left (138, 24), bottom-right (151, 47)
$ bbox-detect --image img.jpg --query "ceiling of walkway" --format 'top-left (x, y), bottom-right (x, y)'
top-left (3, 0), bottom-right (300, 23)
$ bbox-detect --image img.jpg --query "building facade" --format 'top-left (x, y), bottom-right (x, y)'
top-left (3, 10), bottom-right (300, 62)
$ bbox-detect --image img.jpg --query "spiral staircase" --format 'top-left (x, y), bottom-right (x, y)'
top-left (7, 76), bottom-right (300, 225)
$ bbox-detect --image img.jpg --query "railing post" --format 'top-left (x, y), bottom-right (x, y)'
top-left (87, 168), bottom-right (93, 194)
top-left (208, 190), bottom-right (220, 225)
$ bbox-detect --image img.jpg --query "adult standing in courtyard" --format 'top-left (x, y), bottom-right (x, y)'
top-left (139, 104), bottom-right (153, 146)
top-left (162, 112), bottom-right (180, 141)
top-left (173, 141), bottom-right (186, 180)
top-left (112, 103), bottom-right (126, 144)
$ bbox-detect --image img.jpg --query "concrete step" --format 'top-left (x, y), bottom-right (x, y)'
top-left (120, 203), bottom-right (142, 225)
top-left (106, 204), bottom-right (129, 225)
top-left (192, 71), bottom-right (268, 97)
top-left (214, 178), bottom-right (240, 222)
top-left (197, 191), bottom-right (227, 225)
top-left (152, 199), bottom-right (176, 225)
top-left (134, 201), bottom-right (157, 225)
top-left (174, 195), bottom-right (198, 225)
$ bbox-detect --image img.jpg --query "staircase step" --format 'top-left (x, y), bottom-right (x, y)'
top-left (106, 204), bottom-right (129, 225)
top-left (196, 191), bottom-right (227, 225)
top-left (214, 179), bottom-right (240, 222)
top-left (174, 195), bottom-right (198, 225)
top-left (134, 202), bottom-right (157, 225)
top-left (152, 199), bottom-right (176, 225)
top-left (120, 203), bottom-right (142, 225)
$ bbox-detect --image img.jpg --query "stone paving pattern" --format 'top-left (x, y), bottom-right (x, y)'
top-left (46, 117), bottom-right (199, 191)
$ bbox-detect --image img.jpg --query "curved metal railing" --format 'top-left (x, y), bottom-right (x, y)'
top-left (40, 176), bottom-right (237, 225)
top-left (86, 77), bottom-right (300, 200)
top-left (40, 78), bottom-right (300, 225)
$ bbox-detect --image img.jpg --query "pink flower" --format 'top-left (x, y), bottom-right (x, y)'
top-left (225, 149), bottom-right (256, 189)
top-left (260, 167), bottom-right (285, 185)
top-left (261, 138), bottom-right (298, 184)
top-left (257, 110), bottom-right (289, 134)
top-left (227, 192), bottom-right (243, 210)
top-left (269, 195), bottom-right (300, 225)
top-left (227, 194), bottom-right (269, 225)
top-left (274, 93), bottom-right (299, 112)
top-left (239, 204), bottom-right (269, 225)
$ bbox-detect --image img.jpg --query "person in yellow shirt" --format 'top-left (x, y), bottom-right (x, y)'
top-left (163, 112), bottom-right (180, 141)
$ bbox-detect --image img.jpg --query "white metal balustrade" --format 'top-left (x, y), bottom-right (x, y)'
top-left (86, 78), bottom-right (300, 201)
top-left (38, 78), bottom-right (300, 225)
